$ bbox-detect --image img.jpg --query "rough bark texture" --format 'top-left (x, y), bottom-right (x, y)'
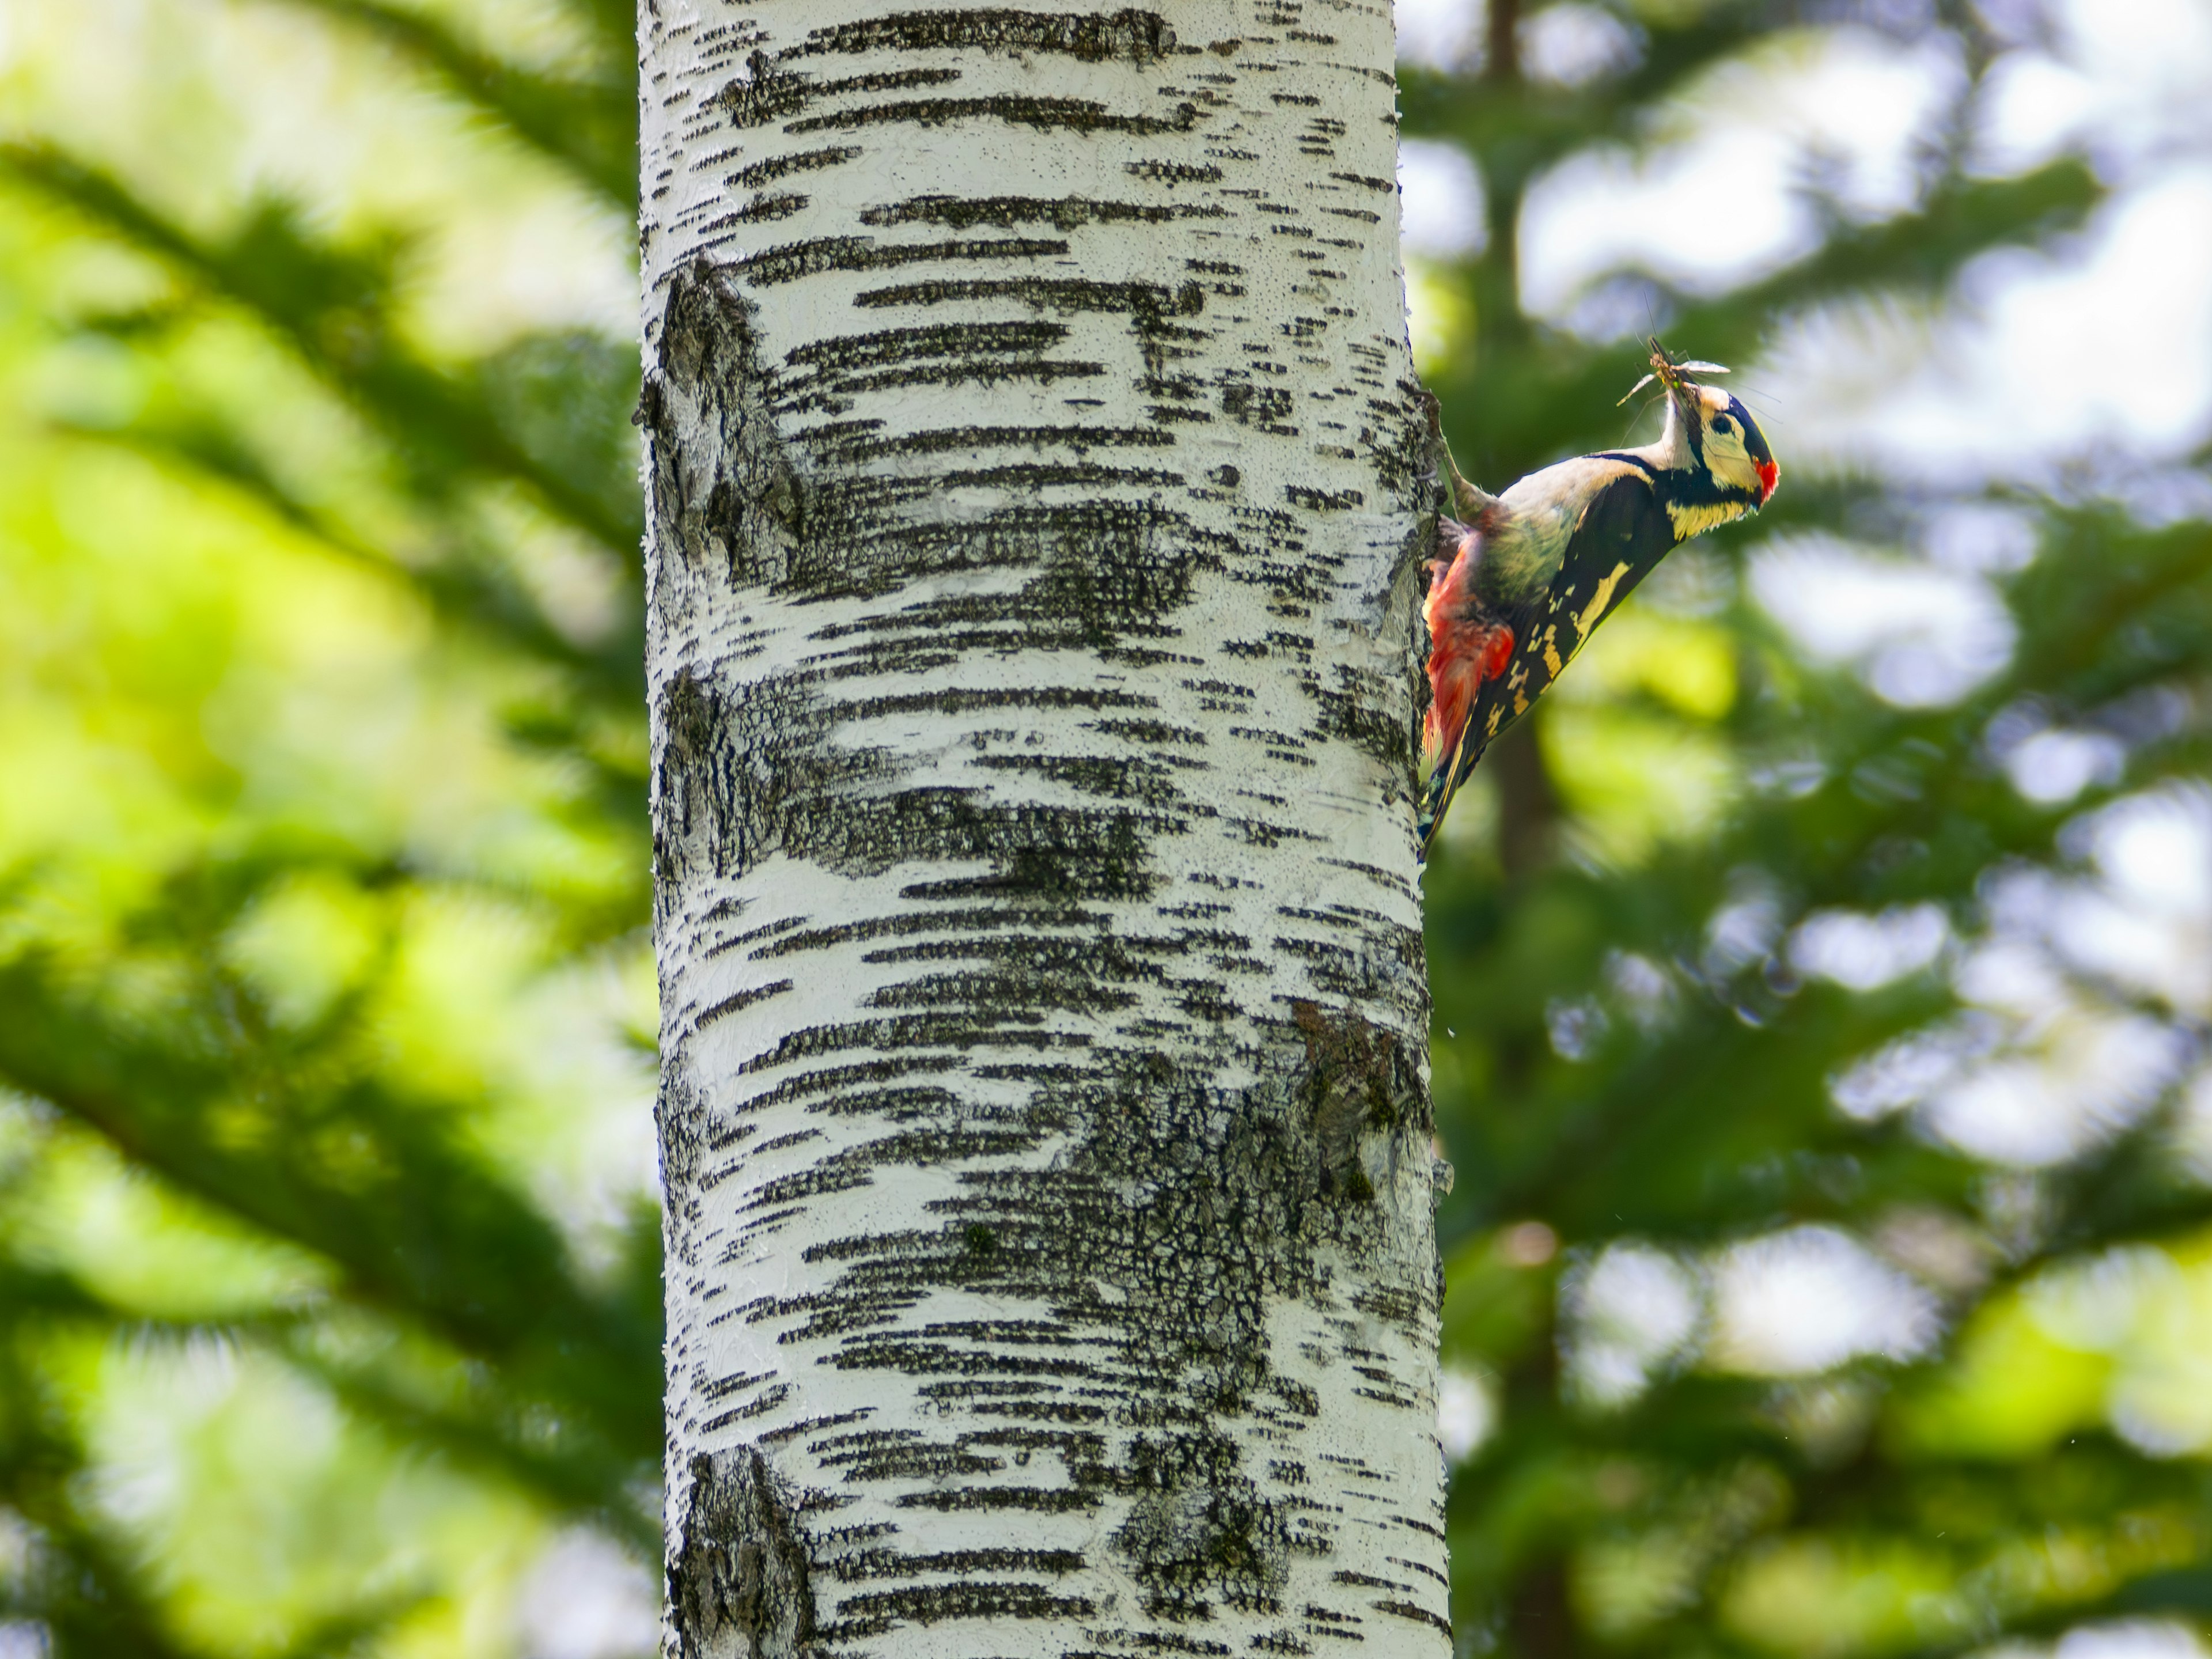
top-left (642, 3), bottom-right (1449, 1653)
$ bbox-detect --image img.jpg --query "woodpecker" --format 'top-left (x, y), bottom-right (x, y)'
top-left (1419, 340), bottom-right (1778, 854)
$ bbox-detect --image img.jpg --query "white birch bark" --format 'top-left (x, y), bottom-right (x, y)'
top-left (641, 2), bottom-right (1449, 1652)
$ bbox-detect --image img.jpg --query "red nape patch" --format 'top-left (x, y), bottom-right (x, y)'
top-left (1757, 459), bottom-right (1779, 504)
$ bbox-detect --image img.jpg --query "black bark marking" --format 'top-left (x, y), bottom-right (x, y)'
top-left (653, 667), bottom-right (885, 888)
top-left (657, 1075), bottom-right (709, 1237)
top-left (853, 274), bottom-right (1205, 320)
top-left (796, 9), bottom-right (1178, 64)
top-left (659, 658), bottom-right (1172, 896)
top-left (730, 146), bottom-right (859, 189)
top-left (859, 193), bottom-right (1225, 232)
top-left (728, 65), bottom-right (965, 130)
top-left (775, 319), bottom-right (1108, 416)
top-left (785, 493), bottom-right (1222, 638)
top-left (788, 94), bottom-right (1202, 139)
top-left (1314, 662), bottom-right (1415, 774)
top-left (734, 234), bottom-right (1071, 289)
top-left (727, 192), bottom-right (807, 224)
top-left (1221, 381), bottom-right (1293, 428)
top-left (669, 1448), bottom-right (815, 1659)
top-left (1127, 158), bottom-right (1224, 186)
top-left (830, 1580), bottom-right (1099, 1636)
top-left (715, 49), bottom-right (819, 128)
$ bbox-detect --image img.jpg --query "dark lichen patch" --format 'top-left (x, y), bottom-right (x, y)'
top-left (669, 1448), bottom-right (815, 1659)
top-left (1272, 918), bottom-right (1425, 1006)
top-left (877, 796), bottom-right (1175, 902)
top-left (1221, 381), bottom-right (1293, 428)
top-left (1289, 1000), bottom-right (1423, 1205)
top-left (1365, 376), bottom-right (1439, 505)
top-left (646, 257), bottom-right (797, 594)
top-left (684, 716), bottom-right (1183, 902)
top-left (653, 665), bottom-right (885, 889)
top-left (798, 9), bottom-right (1177, 65)
top-left (657, 1075), bottom-right (710, 1236)
top-left (1114, 1478), bottom-right (1291, 1622)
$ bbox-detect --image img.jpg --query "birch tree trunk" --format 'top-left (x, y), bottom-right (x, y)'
top-left (641, 2), bottom-right (1449, 1652)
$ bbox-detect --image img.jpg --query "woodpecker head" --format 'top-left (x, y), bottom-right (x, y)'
top-left (1628, 339), bottom-right (1779, 532)
top-left (1680, 381), bottom-right (1779, 509)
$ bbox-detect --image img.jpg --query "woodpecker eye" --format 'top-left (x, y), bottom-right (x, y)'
top-left (1712, 414), bottom-right (1735, 434)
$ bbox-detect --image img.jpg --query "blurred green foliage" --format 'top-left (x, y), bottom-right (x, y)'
top-left (0, 1), bottom-right (658, 1652)
top-left (1412, 5), bottom-right (2212, 1656)
top-left (0, 1), bottom-right (2207, 1656)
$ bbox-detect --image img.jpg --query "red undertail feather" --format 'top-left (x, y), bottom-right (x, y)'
top-left (1422, 532), bottom-right (1514, 774)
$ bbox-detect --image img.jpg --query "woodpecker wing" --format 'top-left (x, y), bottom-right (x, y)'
top-left (1419, 465), bottom-right (1673, 854)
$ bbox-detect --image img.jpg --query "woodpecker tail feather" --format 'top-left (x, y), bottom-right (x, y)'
top-left (1419, 690), bottom-right (1499, 857)
top-left (1419, 520), bottom-right (1514, 858)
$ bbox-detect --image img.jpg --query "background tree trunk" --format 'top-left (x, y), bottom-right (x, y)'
top-left (641, 3), bottom-right (1448, 1652)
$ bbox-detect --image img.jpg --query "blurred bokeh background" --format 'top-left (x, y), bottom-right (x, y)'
top-left (0, 1), bottom-right (2207, 1655)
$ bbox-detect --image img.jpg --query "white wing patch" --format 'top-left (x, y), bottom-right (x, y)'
top-left (1572, 560), bottom-right (1633, 639)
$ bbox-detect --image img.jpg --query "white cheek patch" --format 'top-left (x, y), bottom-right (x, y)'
top-left (1702, 441), bottom-right (1761, 497)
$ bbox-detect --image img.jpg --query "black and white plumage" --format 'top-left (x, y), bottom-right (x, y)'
top-left (1420, 346), bottom-right (1779, 854)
